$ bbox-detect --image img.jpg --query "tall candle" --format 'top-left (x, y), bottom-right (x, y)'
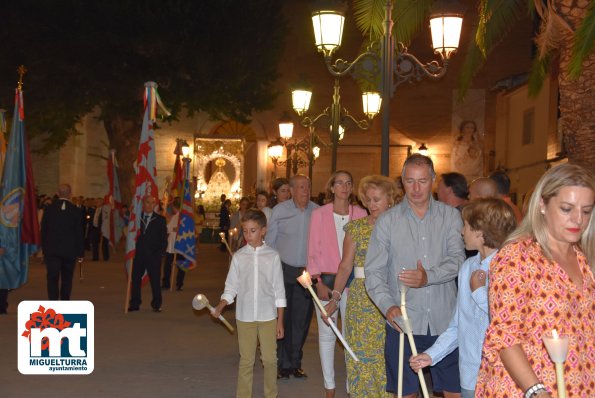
top-left (296, 271), bottom-right (359, 362)
top-left (543, 329), bottom-right (568, 398)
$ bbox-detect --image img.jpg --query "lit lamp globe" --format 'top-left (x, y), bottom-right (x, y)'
top-left (312, 146), bottom-right (321, 160)
top-left (418, 143), bottom-right (429, 156)
top-left (181, 144), bottom-right (191, 158)
top-left (362, 91), bottom-right (382, 119)
top-left (429, 12), bottom-right (463, 60)
top-left (311, 8), bottom-right (345, 57)
top-left (330, 124), bottom-right (345, 141)
top-left (278, 115), bottom-right (294, 140)
top-left (292, 89), bottom-right (312, 116)
top-left (268, 140), bottom-right (284, 159)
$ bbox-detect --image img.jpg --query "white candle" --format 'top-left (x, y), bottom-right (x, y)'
top-left (400, 284), bottom-right (429, 398)
top-left (192, 294), bottom-right (235, 333)
top-left (296, 271), bottom-right (359, 361)
top-left (543, 329), bottom-right (568, 398)
top-left (296, 271), bottom-right (325, 314)
top-left (219, 232), bottom-right (233, 255)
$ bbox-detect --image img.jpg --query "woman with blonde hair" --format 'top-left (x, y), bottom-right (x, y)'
top-left (475, 163), bottom-right (595, 398)
top-left (324, 175), bottom-right (401, 397)
top-left (306, 170), bottom-right (367, 397)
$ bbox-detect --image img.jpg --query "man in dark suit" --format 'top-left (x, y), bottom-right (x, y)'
top-left (41, 184), bottom-right (84, 300)
top-left (128, 195), bottom-right (167, 312)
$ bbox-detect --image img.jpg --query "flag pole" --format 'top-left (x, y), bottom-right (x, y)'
top-left (123, 81), bottom-right (169, 313)
top-left (170, 253), bottom-right (177, 292)
top-left (124, 259), bottom-right (134, 313)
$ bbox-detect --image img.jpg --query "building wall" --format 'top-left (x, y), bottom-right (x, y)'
top-left (494, 75), bottom-right (561, 207)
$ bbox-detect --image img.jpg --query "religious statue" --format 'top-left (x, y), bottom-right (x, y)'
top-left (205, 158), bottom-right (231, 202)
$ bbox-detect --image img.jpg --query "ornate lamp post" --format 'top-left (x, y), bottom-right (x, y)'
top-left (268, 114), bottom-right (321, 180)
top-left (301, 6), bottom-right (382, 172)
top-left (379, 1), bottom-right (463, 174)
top-left (311, 1), bottom-right (463, 175)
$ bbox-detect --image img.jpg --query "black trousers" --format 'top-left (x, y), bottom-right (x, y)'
top-left (0, 289), bottom-right (8, 313)
top-left (101, 236), bottom-right (110, 261)
top-left (278, 263), bottom-right (313, 370)
top-left (129, 254), bottom-right (162, 310)
top-left (45, 255), bottom-right (76, 300)
top-left (161, 253), bottom-right (186, 289)
top-left (90, 228), bottom-right (100, 260)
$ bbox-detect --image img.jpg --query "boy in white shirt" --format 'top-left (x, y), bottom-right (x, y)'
top-left (212, 209), bottom-right (286, 398)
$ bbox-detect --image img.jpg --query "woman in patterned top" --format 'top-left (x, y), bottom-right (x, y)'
top-left (475, 163), bottom-right (594, 398)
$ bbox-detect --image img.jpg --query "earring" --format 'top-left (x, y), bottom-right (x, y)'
top-left (540, 210), bottom-right (545, 215)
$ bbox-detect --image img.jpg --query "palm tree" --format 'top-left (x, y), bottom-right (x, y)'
top-left (353, 0), bottom-right (595, 172)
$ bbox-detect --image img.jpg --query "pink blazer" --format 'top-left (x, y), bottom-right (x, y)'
top-left (306, 203), bottom-right (367, 276)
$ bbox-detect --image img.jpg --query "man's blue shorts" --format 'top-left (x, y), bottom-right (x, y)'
top-left (385, 324), bottom-right (461, 395)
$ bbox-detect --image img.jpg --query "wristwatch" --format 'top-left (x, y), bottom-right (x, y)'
top-left (524, 383), bottom-right (547, 398)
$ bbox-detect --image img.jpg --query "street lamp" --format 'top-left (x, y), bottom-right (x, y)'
top-left (307, 6), bottom-right (382, 172)
top-left (380, 1), bottom-right (463, 174)
top-left (267, 138), bottom-right (284, 178)
top-left (270, 115), bottom-right (319, 179)
top-left (181, 140), bottom-right (191, 158)
top-left (291, 82), bottom-right (381, 172)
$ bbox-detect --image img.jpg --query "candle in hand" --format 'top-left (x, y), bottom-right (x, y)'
top-left (296, 270), bottom-right (359, 362)
top-left (296, 270), bottom-right (312, 287)
top-left (543, 329), bottom-right (569, 363)
top-left (297, 271), bottom-right (325, 314)
top-left (543, 328), bottom-right (569, 398)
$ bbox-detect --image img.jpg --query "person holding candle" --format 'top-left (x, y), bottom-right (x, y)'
top-left (323, 175), bottom-right (400, 398)
top-left (474, 163), bottom-right (595, 398)
top-left (409, 198), bottom-right (517, 397)
top-left (266, 174), bottom-right (319, 380)
top-left (365, 154), bottom-right (466, 398)
top-left (307, 170), bottom-right (368, 398)
top-left (212, 209), bottom-right (286, 398)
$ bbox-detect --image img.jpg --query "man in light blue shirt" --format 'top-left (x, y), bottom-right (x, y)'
top-left (266, 174), bottom-right (319, 379)
top-left (365, 154), bottom-right (465, 397)
top-left (409, 198), bottom-right (518, 397)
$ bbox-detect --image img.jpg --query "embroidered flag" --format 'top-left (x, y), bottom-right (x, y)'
top-left (0, 84), bottom-right (40, 289)
top-left (124, 82), bottom-right (170, 278)
top-left (174, 160), bottom-right (196, 271)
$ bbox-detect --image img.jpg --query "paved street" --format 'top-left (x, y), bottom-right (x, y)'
top-left (0, 242), bottom-right (349, 398)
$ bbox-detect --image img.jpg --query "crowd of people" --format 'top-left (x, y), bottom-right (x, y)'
top-left (213, 156), bottom-right (594, 398)
top-left (2, 154), bottom-right (592, 398)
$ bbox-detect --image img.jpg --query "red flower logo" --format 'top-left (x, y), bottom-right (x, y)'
top-left (21, 305), bottom-right (72, 350)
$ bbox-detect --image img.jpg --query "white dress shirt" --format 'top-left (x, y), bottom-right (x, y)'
top-left (221, 243), bottom-right (286, 322)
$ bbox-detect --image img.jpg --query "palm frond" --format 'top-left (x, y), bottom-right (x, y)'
top-left (534, 0), bottom-right (573, 59)
top-left (353, 0), bottom-right (433, 45)
top-left (476, 0), bottom-right (526, 58)
top-left (457, 37), bottom-right (486, 101)
top-left (393, 0), bottom-right (433, 46)
top-left (353, 0), bottom-right (388, 40)
top-left (527, 51), bottom-right (553, 97)
top-left (460, 0), bottom-right (526, 97)
top-left (568, 0), bottom-right (595, 79)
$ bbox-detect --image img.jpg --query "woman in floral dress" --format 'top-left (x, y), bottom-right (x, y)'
top-left (325, 175), bottom-right (401, 397)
